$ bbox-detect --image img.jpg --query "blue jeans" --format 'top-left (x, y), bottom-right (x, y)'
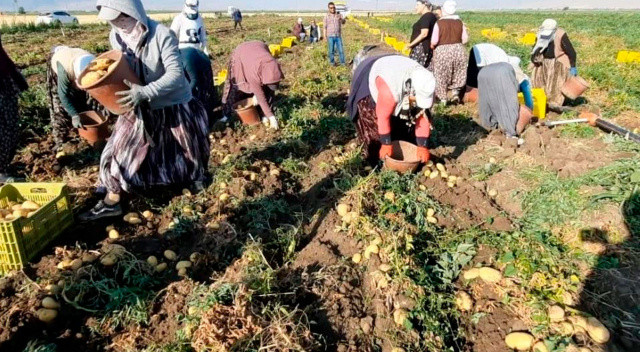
top-left (327, 36), bottom-right (345, 64)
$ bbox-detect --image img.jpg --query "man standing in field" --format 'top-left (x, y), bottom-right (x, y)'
top-left (232, 9), bottom-right (243, 30)
top-left (324, 2), bottom-right (346, 66)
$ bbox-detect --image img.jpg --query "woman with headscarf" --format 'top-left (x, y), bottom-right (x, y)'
top-left (80, 0), bottom-right (210, 221)
top-left (293, 18), bottom-right (307, 42)
top-left (531, 19), bottom-right (578, 108)
top-left (347, 54), bottom-right (436, 163)
top-left (47, 46), bottom-right (112, 152)
top-left (221, 41), bottom-right (284, 130)
top-left (170, 0), bottom-right (217, 123)
top-left (407, 0), bottom-right (438, 69)
top-left (466, 43), bottom-right (533, 109)
top-left (430, 0), bottom-right (469, 104)
top-left (0, 32), bottom-right (29, 183)
top-left (478, 62), bottom-right (532, 138)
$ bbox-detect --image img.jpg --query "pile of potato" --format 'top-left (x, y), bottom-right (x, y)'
top-left (0, 199), bottom-right (40, 222)
top-left (80, 57), bottom-right (117, 86)
top-left (423, 162), bottom-right (460, 188)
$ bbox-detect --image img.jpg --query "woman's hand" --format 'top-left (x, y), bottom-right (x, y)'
top-left (115, 80), bottom-right (150, 111)
top-left (379, 144), bottom-right (393, 160)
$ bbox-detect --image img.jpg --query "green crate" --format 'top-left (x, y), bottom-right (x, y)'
top-left (0, 183), bottom-right (73, 275)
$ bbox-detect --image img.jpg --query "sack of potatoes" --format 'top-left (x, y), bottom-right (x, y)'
top-left (80, 58), bottom-right (117, 86)
top-left (0, 200), bottom-right (41, 222)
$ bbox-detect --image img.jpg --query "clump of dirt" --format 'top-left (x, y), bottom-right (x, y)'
top-left (0, 272), bottom-right (40, 350)
top-left (419, 165), bottom-right (513, 232)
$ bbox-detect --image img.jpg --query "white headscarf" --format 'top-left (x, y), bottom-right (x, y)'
top-left (442, 0), bottom-right (459, 19)
top-left (184, 0), bottom-right (198, 18)
top-left (532, 19), bottom-right (557, 55)
top-left (111, 12), bottom-right (145, 49)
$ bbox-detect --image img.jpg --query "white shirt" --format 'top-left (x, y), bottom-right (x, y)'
top-left (170, 13), bottom-right (209, 54)
top-left (473, 43), bottom-right (509, 67)
top-left (369, 56), bottom-right (434, 116)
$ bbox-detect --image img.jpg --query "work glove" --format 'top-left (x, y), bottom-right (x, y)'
top-left (267, 115), bottom-right (279, 130)
top-left (115, 80), bottom-right (150, 111)
top-left (71, 115), bottom-right (84, 129)
top-left (379, 144), bottom-right (393, 160)
top-left (417, 146), bottom-right (430, 163)
top-left (570, 67), bottom-right (578, 76)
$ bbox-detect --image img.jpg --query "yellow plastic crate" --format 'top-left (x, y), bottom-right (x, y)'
top-left (384, 36), bottom-right (397, 47)
top-left (617, 51), bottom-right (629, 63)
top-left (618, 50), bottom-right (640, 63)
top-left (518, 88), bottom-right (547, 119)
top-left (402, 47), bottom-right (411, 56)
top-left (281, 37), bottom-right (296, 48)
top-left (214, 69), bottom-right (228, 86)
top-left (481, 28), bottom-right (507, 40)
top-left (269, 44), bottom-right (282, 58)
top-left (519, 33), bottom-right (537, 46)
top-left (0, 183), bottom-right (73, 275)
top-left (393, 41), bottom-right (406, 52)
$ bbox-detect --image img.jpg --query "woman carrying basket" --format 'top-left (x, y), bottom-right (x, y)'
top-left (80, 0), bottom-right (210, 221)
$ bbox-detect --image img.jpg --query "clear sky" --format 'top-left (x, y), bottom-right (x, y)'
top-left (1, 0), bottom-right (639, 12)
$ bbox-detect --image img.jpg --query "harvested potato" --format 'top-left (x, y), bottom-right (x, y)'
top-left (391, 348), bottom-right (406, 352)
top-left (178, 268), bottom-right (188, 276)
top-left (147, 256), bottom-right (158, 266)
top-left (505, 332), bottom-right (534, 351)
top-left (176, 261), bottom-right (192, 270)
top-left (427, 216), bottom-right (438, 224)
top-left (82, 253), bottom-right (98, 263)
top-left (36, 308), bottom-right (58, 323)
top-left (379, 264), bottom-right (392, 272)
top-left (568, 315), bottom-right (588, 330)
top-left (447, 182), bottom-right (455, 188)
top-left (219, 193), bottom-right (230, 202)
top-left (89, 58), bottom-right (115, 71)
top-left (478, 267), bottom-right (502, 283)
top-left (41, 297), bottom-right (60, 309)
top-left (142, 210), bottom-right (154, 220)
top-left (556, 321), bottom-right (574, 335)
top-left (22, 200), bottom-right (40, 211)
top-left (189, 252), bottom-right (199, 262)
top-left (270, 169), bottom-right (280, 176)
top-left (429, 170), bottom-right (439, 179)
top-left (164, 250), bottom-right (177, 261)
top-left (586, 317), bottom-right (610, 344)
top-left (548, 305), bottom-right (565, 322)
top-left (427, 208), bottom-right (435, 217)
top-left (57, 260), bottom-right (72, 270)
top-left (70, 259), bottom-right (83, 270)
top-left (364, 244), bottom-right (380, 259)
top-left (441, 171), bottom-right (449, 179)
top-left (108, 229), bottom-right (120, 239)
top-left (384, 192), bottom-right (395, 202)
top-left (436, 163), bottom-right (446, 172)
top-left (532, 341), bottom-right (549, 352)
top-left (455, 291), bottom-right (473, 311)
top-left (488, 189), bottom-right (498, 197)
top-left (337, 203), bottom-right (350, 217)
top-left (393, 309), bottom-right (408, 326)
top-left (101, 254), bottom-right (117, 266)
top-left (424, 170), bottom-right (431, 178)
top-left (81, 71), bottom-right (102, 86)
top-left (107, 62), bottom-right (118, 73)
top-left (156, 263), bottom-right (168, 272)
top-left (352, 253), bottom-right (362, 264)
top-left (45, 284), bottom-right (61, 295)
top-left (463, 268), bottom-right (480, 280)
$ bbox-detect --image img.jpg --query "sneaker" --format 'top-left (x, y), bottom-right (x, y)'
top-left (79, 200), bottom-right (123, 222)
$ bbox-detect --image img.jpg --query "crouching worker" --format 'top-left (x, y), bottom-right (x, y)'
top-left (171, 0), bottom-right (218, 121)
top-left (80, 0), bottom-right (210, 221)
top-left (0, 32), bottom-right (29, 183)
top-left (48, 46), bottom-right (111, 151)
top-left (347, 54), bottom-right (436, 163)
top-left (221, 41), bottom-right (284, 130)
top-left (478, 61), bottom-right (533, 138)
top-left (466, 43), bottom-right (533, 109)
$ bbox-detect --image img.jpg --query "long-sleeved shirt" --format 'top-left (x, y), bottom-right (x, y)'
top-left (323, 13), bottom-right (345, 37)
top-left (170, 13), bottom-right (208, 54)
top-left (228, 41), bottom-right (284, 117)
top-left (293, 23), bottom-right (306, 37)
top-left (543, 32), bottom-right (577, 68)
top-left (369, 56), bottom-right (434, 147)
